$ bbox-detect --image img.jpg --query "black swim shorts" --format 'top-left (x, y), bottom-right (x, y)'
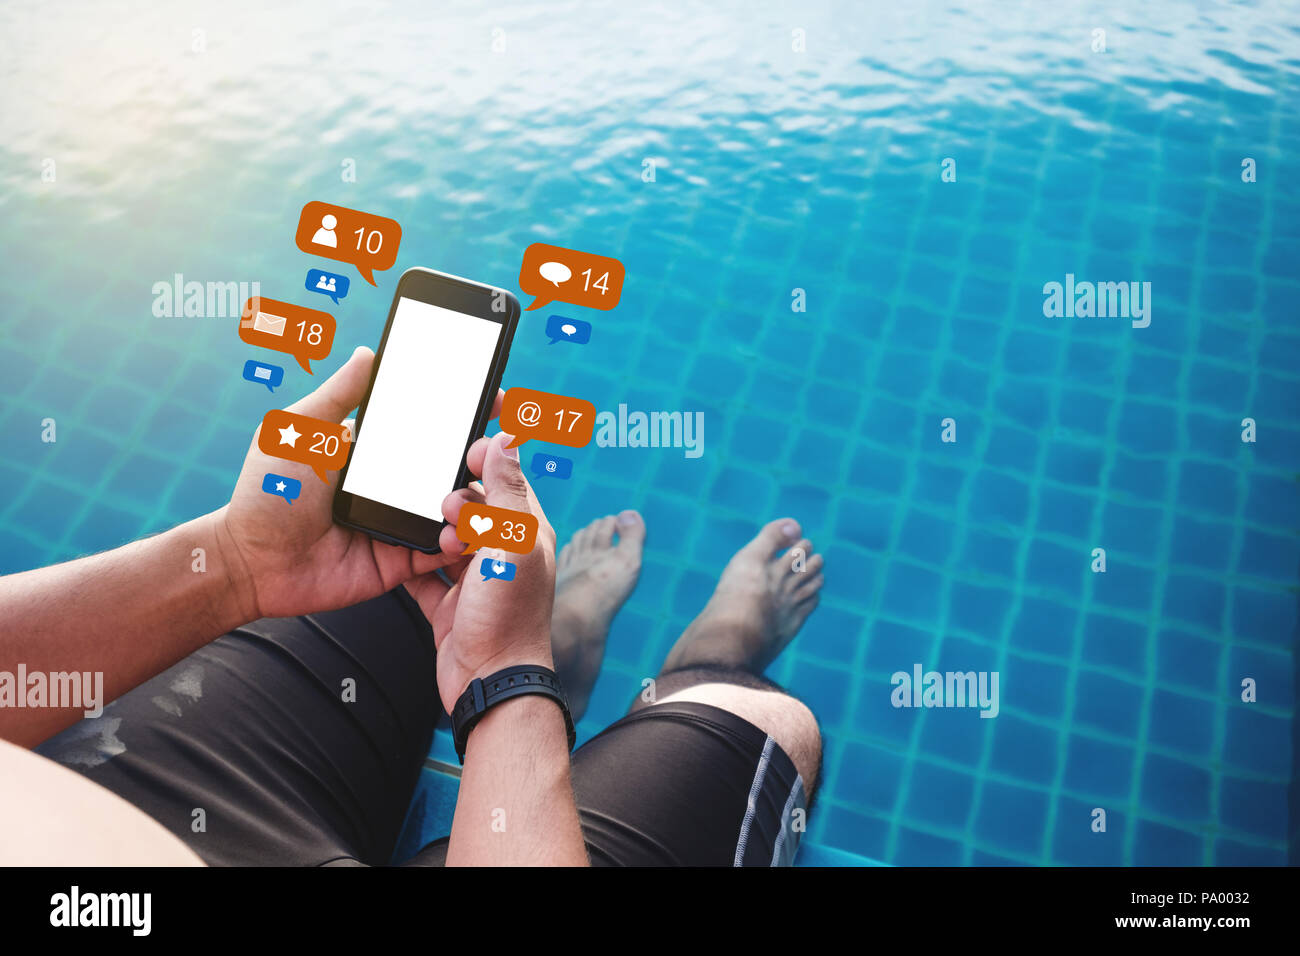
top-left (37, 589), bottom-right (807, 867)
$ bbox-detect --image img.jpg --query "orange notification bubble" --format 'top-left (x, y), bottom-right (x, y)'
top-left (295, 201), bottom-right (402, 286)
top-left (457, 502), bottom-right (539, 556)
top-left (239, 297), bottom-right (335, 375)
top-left (257, 409), bottom-right (350, 483)
top-left (519, 242), bottom-right (624, 312)
top-left (500, 387), bottom-right (596, 449)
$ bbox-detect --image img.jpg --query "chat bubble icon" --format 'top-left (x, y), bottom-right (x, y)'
top-left (457, 502), bottom-right (539, 556)
top-left (545, 314), bottom-right (591, 346)
top-left (539, 261), bottom-right (571, 287)
top-left (257, 408), bottom-right (350, 483)
top-left (242, 359), bottom-right (285, 393)
top-left (305, 268), bottom-right (350, 305)
top-left (479, 557), bottom-right (517, 583)
top-left (261, 472), bottom-right (302, 505)
top-left (519, 242), bottom-right (625, 312)
top-left (501, 388), bottom-right (597, 450)
top-left (294, 201), bottom-right (402, 286)
top-left (529, 452), bottom-right (573, 480)
top-left (239, 296), bottom-right (336, 374)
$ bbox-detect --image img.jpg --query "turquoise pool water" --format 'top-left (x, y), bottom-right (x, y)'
top-left (1, 1), bottom-right (1297, 865)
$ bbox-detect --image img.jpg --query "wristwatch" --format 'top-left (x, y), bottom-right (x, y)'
top-left (450, 664), bottom-right (576, 763)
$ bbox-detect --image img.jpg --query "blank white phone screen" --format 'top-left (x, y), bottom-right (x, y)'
top-left (342, 297), bottom-right (502, 521)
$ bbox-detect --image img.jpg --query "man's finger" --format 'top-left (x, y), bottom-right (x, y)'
top-left (439, 520), bottom-right (469, 557)
top-left (465, 435), bottom-right (493, 479)
top-left (287, 346), bottom-right (374, 422)
top-left (440, 553), bottom-right (473, 584)
top-left (410, 547), bottom-right (457, 577)
top-left (481, 432), bottom-right (531, 510)
top-left (442, 486), bottom-right (486, 525)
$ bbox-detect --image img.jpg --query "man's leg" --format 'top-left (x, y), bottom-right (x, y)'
top-left (567, 518), bottom-right (824, 866)
top-left (549, 509), bottom-right (646, 721)
top-left (36, 588), bottom-right (440, 866)
top-left (634, 671), bottom-right (821, 793)
top-left (629, 517), bottom-right (823, 786)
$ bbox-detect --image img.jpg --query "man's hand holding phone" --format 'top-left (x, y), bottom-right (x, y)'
top-left (405, 432), bottom-right (559, 712)
top-left (218, 346), bottom-right (496, 622)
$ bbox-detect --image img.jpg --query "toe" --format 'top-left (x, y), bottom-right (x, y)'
top-left (591, 515), bottom-right (617, 548)
top-left (745, 518), bottom-right (802, 560)
top-left (795, 572), bottom-right (824, 597)
top-left (794, 589), bottom-right (821, 619)
top-left (784, 537), bottom-right (814, 568)
top-left (614, 510), bottom-right (645, 554)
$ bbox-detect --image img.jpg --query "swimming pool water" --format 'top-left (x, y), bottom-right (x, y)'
top-left (1, 0), bottom-right (1297, 865)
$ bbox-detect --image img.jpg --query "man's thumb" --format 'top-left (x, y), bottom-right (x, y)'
top-left (482, 433), bottom-right (530, 508)
top-left (288, 346), bottom-right (374, 422)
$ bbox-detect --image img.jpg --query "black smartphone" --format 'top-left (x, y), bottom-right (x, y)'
top-left (333, 267), bottom-right (520, 553)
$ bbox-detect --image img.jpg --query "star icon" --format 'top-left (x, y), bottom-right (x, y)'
top-left (275, 481), bottom-right (287, 493)
top-left (278, 423), bottom-right (301, 447)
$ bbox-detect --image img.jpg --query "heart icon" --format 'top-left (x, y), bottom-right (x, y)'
top-left (468, 514), bottom-right (493, 536)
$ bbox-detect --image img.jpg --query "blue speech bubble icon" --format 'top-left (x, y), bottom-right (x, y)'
top-left (242, 360), bottom-right (285, 393)
top-left (305, 268), bottom-right (350, 305)
top-left (261, 473), bottom-right (302, 505)
top-left (479, 557), bottom-right (517, 582)
top-left (529, 452), bottom-right (573, 480)
top-left (545, 314), bottom-right (591, 346)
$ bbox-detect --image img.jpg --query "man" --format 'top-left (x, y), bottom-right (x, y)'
top-left (0, 347), bottom-right (824, 866)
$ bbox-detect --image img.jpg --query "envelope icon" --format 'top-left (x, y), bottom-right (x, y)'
top-left (252, 311), bottom-right (287, 337)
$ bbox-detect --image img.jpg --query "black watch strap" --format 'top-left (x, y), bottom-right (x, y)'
top-left (450, 664), bottom-right (575, 764)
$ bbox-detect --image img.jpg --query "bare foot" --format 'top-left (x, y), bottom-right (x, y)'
top-left (660, 518), bottom-right (823, 676)
top-left (551, 510), bottom-right (646, 719)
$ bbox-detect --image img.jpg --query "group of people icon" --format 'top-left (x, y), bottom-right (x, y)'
top-left (315, 273), bottom-right (338, 293)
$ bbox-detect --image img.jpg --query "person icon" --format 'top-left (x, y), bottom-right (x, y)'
top-left (312, 215), bottom-right (338, 248)
top-left (316, 274), bottom-right (330, 290)
top-left (325, 276), bottom-right (336, 292)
